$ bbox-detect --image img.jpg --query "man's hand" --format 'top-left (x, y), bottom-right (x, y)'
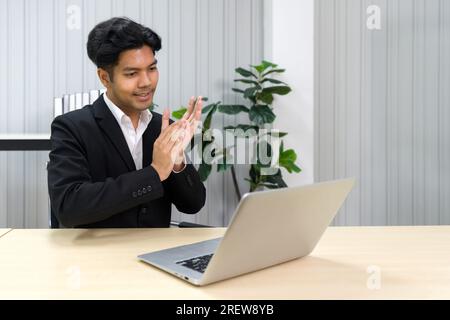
top-left (151, 111), bottom-right (187, 181)
top-left (180, 96), bottom-right (203, 149)
top-left (151, 96), bottom-right (203, 179)
top-left (171, 96), bottom-right (203, 168)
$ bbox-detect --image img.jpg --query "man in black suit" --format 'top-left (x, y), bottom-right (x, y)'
top-left (47, 17), bottom-right (206, 228)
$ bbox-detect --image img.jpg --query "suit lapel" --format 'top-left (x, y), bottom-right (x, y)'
top-left (143, 111), bottom-right (161, 168)
top-left (93, 94), bottom-right (136, 172)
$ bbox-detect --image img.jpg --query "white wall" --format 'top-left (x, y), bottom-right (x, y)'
top-left (265, 0), bottom-right (315, 187)
top-left (315, 0), bottom-right (450, 226)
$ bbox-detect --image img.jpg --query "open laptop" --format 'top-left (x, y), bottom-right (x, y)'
top-left (138, 178), bottom-right (355, 286)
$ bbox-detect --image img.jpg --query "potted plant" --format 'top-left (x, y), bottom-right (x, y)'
top-left (173, 60), bottom-right (301, 200)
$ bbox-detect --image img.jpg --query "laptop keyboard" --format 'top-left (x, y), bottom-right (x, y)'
top-left (176, 254), bottom-right (213, 273)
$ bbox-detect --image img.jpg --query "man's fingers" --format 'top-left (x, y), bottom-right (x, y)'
top-left (165, 131), bottom-right (185, 151)
top-left (187, 96), bottom-right (202, 131)
top-left (169, 137), bottom-right (187, 164)
top-left (187, 96), bottom-right (201, 124)
top-left (159, 95), bottom-right (202, 147)
top-left (160, 121), bottom-right (187, 144)
top-left (162, 131), bottom-right (185, 161)
top-left (195, 97), bottom-right (203, 120)
top-left (161, 122), bottom-right (183, 142)
top-left (182, 96), bottom-right (195, 121)
top-left (161, 108), bottom-right (170, 131)
top-left (170, 133), bottom-right (185, 151)
top-left (187, 98), bottom-right (197, 123)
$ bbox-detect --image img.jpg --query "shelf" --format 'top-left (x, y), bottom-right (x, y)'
top-left (0, 134), bottom-right (51, 151)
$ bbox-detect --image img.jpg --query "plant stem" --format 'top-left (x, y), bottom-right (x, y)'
top-left (230, 166), bottom-right (242, 201)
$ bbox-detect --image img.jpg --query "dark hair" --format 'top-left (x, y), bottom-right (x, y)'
top-left (87, 17), bottom-right (161, 79)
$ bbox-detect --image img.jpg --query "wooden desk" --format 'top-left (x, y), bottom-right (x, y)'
top-left (0, 229), bottom-right (11, 238)
top-left (0, 226), bottom-right (449, 299)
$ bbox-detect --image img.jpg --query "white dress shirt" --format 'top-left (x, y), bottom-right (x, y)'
top-left (103, 93), bottom-right (186, 173)
top-left (103, 93), bottom-right (151, 170)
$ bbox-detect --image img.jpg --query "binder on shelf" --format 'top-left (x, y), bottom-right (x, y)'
top-left (62, 95), bottom-right (70, 114)
top-left (75, 93), bottom-right (82, 110)
top-left (54, 88), bottom-right (104, 118)
top-left (82, 92), bottom-right (90, 107)
top-left (69, 94), bottom-right (76, 112)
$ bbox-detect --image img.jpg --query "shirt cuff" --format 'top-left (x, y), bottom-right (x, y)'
top-left (172, 153), bottom-right (187, 173)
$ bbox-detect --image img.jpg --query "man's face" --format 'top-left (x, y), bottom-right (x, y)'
top-left (99, 45), bottom-right (159, 114)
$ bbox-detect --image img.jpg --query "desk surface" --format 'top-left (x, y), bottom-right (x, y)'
top-left (0, 229), bottom-right (11, 238)
top-left (0, 226), bottom-right (449, 300)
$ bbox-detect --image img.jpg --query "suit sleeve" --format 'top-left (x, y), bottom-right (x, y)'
top-left (47, 116), bottom-right (165, 227)
top-left (159, 118), bottom-right (206, 214)
top-left (163, 161), bottom-right (206, 214)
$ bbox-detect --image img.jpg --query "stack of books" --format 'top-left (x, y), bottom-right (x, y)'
top-left (53, 88), bottom-right (106, 118)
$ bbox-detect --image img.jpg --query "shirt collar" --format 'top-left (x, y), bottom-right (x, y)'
top-left (103, 91), bottom-right (152, 127)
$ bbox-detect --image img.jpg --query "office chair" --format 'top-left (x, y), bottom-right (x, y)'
top-left (50, 92), bottom-right (209, 229)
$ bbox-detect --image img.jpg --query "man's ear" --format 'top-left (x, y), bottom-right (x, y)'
top-left (97, 68), bottom-right (112, 88)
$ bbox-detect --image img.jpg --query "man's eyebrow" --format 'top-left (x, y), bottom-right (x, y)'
top-left (123, 60), bottom-right (158, 72)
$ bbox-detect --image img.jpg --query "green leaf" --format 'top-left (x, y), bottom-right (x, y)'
top-left (260, 182), bottom-right (281, 189)
top-left (246, 178), bottom-right (259, 192)
top-left (203, 105), bottom-right (218, 129)
top-left (224, 124), bottom-right (259, 133)
top-left (217, 162), bottom-right (233, 172)
top-left (232, 88), bottom-right (245, 94)
top-left (280, 149), bottom-right (296, 162)
top-left (265, 170), bottom-right (288, 188)
top-left (172, 108), bottom-right (187, 119)
top-left (244, 86), bottom-right (261, 99)
top-left (198, 163), bottom-right (212, 182)
top-left (251, 60), bottom-right (278, 74)
top-left (281, 162), bottom-right (301, 174)
top-left (218, 105), bottom-right (249, 115)
top-left (262, 68), bottom-right (286, 78)
top-left (148, 102), bottom-right (158, 111)
top-left (249, 105), bottom-right (276, 125)
top-left (279, 149), bottom-right (302, 174)
top-left (265, 131), bottom-right (288, 138)
top-left (261, 78), bottom-right (286, 85)
top-left (249, 164), bottom-right (260, 182)
top-left (202, 102), bottom-right (219, 114)
top-left (258, 91), bottom-right (274, 104)
top-left (235, 67), bottom-right (257, 78)
top-left (262, 60), bottom-right (278, 68)
top-left (262, 86), bottom-right (292, 96)
top-left (234, 79), bottom-right (260, 85)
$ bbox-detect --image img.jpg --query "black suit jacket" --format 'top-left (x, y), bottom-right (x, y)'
top-left (47, 95), bottom-right (206, 228)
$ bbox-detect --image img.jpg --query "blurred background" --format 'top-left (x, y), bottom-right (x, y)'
top-left (0, 0), bottom-right (449, 228)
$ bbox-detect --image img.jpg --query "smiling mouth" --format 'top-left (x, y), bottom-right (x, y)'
top-left (134, 91), bottom-right (152, 97)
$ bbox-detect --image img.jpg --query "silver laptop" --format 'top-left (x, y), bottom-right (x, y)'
top-left (138, 178), bottom-right (355, 286)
